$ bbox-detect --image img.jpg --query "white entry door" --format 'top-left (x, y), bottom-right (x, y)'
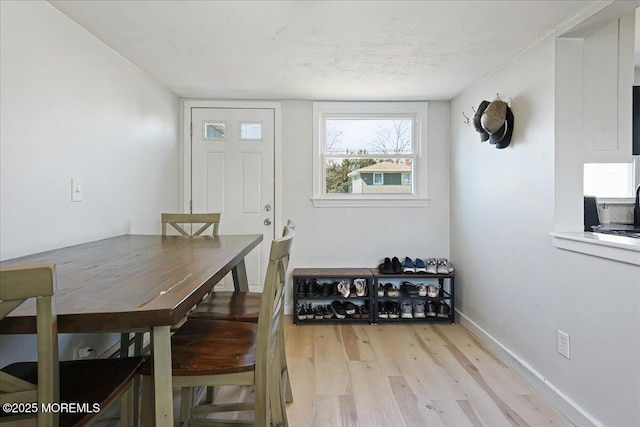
top-left (191, 107), bottom-right (275, 291)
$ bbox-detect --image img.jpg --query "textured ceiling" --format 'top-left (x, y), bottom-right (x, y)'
top-left (50, 0), bottom-right (599, 100)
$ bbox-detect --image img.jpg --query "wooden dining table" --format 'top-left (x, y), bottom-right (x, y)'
top-left (0, 233), bottom-right (263, 426)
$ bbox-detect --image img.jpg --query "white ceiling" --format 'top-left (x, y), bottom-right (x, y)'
top-left (50, 0), bottom-right (599, 100)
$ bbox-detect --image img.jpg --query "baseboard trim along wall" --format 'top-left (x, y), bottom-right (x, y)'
top-left (456, 310), bottom-right (604, 427)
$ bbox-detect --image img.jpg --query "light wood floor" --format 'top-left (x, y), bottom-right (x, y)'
top-left (284, 318), bottom-right (575, 427)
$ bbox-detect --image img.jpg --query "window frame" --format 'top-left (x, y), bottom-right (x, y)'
top-left (583, 158), bottom-right (639, 204)
top-left (311, 101), bottom-right (429, 207)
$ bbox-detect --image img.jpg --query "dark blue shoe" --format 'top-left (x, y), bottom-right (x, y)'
top-left (402, 257), bottom-right (415, 273)
top-left (414, 258), bottom-right (427, 273)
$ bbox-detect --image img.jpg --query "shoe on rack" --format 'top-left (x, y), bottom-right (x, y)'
top-left (344, 301), bottom-right (356, 315)
top-left (414, 258), bottom-right (428, 273)
top-left (314, 305), bottom-right (324, 320)
top-left (400, 281), bottom-right (418, 296)
top-left (426, 258), bottom-right (438, 274)
top-left (400, 300), bottom-right (413, 319)
top-left (413, 300), bottom-right (426, 318)
top-left (379, 257), bottom-right (394, 274)
top-left (388, 301), bottom-right (400, 319)
top-left (331, 301), bottom-right (346, 319)
top-left (377, 283), bottom-right (385, 297)
top-left (320, 282), bottom-right (331, 297)
top-left (384, 283), bottom-right (399, 297)
top-left (353, 305), bottom-right (361, 319)
top-left (437, 301), bottom-right (451, 318)
top-left (417, 284), bottom-right (427, 297)
top-left (378, 301), bottom-right (388, 319)
top-left (391, 256), bottom-right (403, 274)
top-left (361, 303), bottom-right (370, 318)
top-left (305, 279), bottom-right (320, 296)
top-left (297, 281), bottom-right (305, 296)
top-left (354, 278), bottom-right (367, 297)
top-left (330, 281), bottom-right (340, 297)
top-left (436, 258), bottom-right (453, 274)
top-left (402, 257), bottom-right (415, 273)
top-left (425, 300), bottom-right (437, 317)
top-left (323, 305), bottom-right (334, 319)
top-left (296, 303), bottom-right (306, 320)
top-left (337, 280), bottom-right (351, 298)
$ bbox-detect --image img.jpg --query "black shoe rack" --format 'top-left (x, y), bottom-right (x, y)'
top-left (292, 268), bottom-right (455, 325)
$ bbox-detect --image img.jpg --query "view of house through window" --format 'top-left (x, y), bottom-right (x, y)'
top-left (323, 118), bottom-right (415, 194)
top-left (583, 163), bottom-right (634, 198)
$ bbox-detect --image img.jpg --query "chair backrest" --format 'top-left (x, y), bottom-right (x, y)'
top-left (255, 225), bottom-right (294, 426)
top-left (0, 264), bottom-right (59, 426)
top-left (161, 213), bottom-right (221, 236)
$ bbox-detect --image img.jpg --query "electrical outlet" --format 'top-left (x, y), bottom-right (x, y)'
top-left (557, 330), bottom-right (570, 359)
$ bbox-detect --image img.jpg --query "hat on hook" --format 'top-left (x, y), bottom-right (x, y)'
top-left (481, 99), bottom-right (508, 137)
top-left (473, 100), bottom-right (490, 142)
top-left (494, 106), bottom-right (514, 149)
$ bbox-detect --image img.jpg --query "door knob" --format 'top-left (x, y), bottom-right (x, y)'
top-left (264, 219), bottom-right (272, 226)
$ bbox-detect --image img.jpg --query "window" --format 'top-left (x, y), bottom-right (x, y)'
top-left (312, 102), bottom-right (428, 207)
top-left (203, 122), bottom-right (226, 140)
top-left (584, 162), bottom-right (635, 199)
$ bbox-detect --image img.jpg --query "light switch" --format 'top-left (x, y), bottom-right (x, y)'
top-left (71, 178), bottom-right (83, 202)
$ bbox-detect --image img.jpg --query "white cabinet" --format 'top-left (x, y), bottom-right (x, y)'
top-left (583, 12), bottom-right (635, 163)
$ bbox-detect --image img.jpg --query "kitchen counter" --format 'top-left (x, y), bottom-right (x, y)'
top-left (550, 230), bottom-right (640, 266)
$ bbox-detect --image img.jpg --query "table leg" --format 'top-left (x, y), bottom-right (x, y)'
top-left (231, 258), bottom-right (249, 292)
top-left (152, 326), bottom-right (173, 426)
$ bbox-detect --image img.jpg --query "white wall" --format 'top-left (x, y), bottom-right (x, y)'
top-left (451, 36), bottom-right (640, 427)
top-left (280, 100), bottom-right (450, 286)
top-left (0, 1), bottom-right (180, 364)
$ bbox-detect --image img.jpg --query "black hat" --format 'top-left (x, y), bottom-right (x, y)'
top-left (492, 106), bottom-right (514, 149)
top-left (473, 100), bottom-right (490, 142)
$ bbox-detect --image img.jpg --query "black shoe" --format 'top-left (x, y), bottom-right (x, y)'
top-left (296, 304), bottom-right (306, 320)
top-left (384, 283), bottom-right (399, 297)
top-left (353, 305), bottom-right (361, 319)
top-left (331, 301), bottom-right (346, 319)
top-left (426, 300), bottom-right (437, 317)
top-left (305, 303), bottom-right (314, 318)
top-left (437, 301), bottom-right (451, 318)
top-left (379, 257), bottom-right (394, 274)
top-left (314, 305), bottom-right (324, 320)
top-left (378, 301), bottom-right (388, 319)
top-left (344, 301), bottom-right (356, 315)
top-left (388, 301), bottom-right (400, 319)
top-left (296, 281), bottom-right (305, 296)
top-left (305, 279), bottom-right (319, 297)
top-left (361, 303), bottom-right (370, 317)
top-left (320, 282), bottom-right (331, 297)
top-left (323, 305), bottom-right (334, 319)
top-left (391, 256), bottom-right (403, 274)
top-left (400, 281), bottom-right (418, 296)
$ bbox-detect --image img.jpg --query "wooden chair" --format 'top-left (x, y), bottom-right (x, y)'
top-left (140, 226), bottom-right (295, 426)
top-left (161, 213), bottom-right (221, 236)
top-left (120, 212), bottom-right (223, 355)
top-left (0, 264), bottom-right (144, 427)
top-left (188, 220), bottom-right (295, 404)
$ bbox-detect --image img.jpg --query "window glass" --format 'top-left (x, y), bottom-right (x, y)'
top-left (204, 122), bottom-right (226, 140)
top-left (240, 122), bottom-right (262, 140)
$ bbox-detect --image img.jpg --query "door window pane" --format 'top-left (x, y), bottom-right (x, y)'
top-left (203, 122), bottom-right (226, 140)
top-left (240, 122), bottom-right (263, 140)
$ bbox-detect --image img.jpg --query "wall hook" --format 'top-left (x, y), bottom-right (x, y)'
top-left (462, 111), bottom-right (470, 125)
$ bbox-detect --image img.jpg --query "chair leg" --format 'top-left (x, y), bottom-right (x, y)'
top-left (180, 387), bottom-right (194, 426)
top-left (279, 324), bottom-right (293, 403)
top-left (140, 375), bottom-right (154, 426)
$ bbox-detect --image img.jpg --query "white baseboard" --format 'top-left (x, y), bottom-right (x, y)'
top-left (457, 310), bottom-right (604, 427)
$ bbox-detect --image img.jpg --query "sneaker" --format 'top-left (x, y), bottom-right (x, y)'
top-left (413, 300), bottom-right (426, 318)
top-left (437, 258), bottom-right (452, 274)
top-left (337, 280), bottom-right (351, 298)
top-left (402, 257), bottom-right (415, 273)
top-left (414, 258), bottom-right (427, 273)
top-left (417, 284), bottom-right (427, 297)
top-left (384, 283), bottom-right (399, 297)
top-left (378, 301), bottom-right (388, 319)
top-left (400, 300), bottom-right (413, 319)
top-left (323, 305), bottom-right (334, 319)
top-left (361, 303), bottom-right (370, 317)
top-left (296, 303), bottom-right (307, 320)
top-left (379, 257), bottom-right (394, 274)
top-left (331, 301), bottom-right (346, 319)
top-left (377, 283), bottom-right (385, 297)
top-left (314, 305), bottom-right (324, 320)
top-left (437, 301), bottom-right (451, 318)
top-left (344, 301), bottom-right (356, 315)
top-left (391, 256), bottom-right (403, 274)
top-left (353, 305), bottom-right (361, 319)
top-left (320, 282), bottom-right (331, 297)
top-left (330, 281), bottom-right (340, 297)
top-left (426, 258), bottom-right (438, 274)
top-left (426, 283), bottom-right (441, 298)
top-left (400, 281), bottom-right (418, 296)
top-left (354, 278), bottom-right (367, 297)
top-left (388, 301), bottom-right (400, 319)
top-left (425, 300), bottom-right (437, 317)
top-left (305, 279), bottom-right (319, 296)
top-left (296, 281), bottom-right (305, 296)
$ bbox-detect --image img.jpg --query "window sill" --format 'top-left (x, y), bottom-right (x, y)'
top-left (595, 197), bottom-right (634, 204)
top-left (311, 197), bottom-right (430, 208)
top-left (550, 232), bottom-right (640, 266)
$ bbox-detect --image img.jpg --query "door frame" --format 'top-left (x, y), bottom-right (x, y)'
top-left (181, 99), bottom-right (283, 239)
